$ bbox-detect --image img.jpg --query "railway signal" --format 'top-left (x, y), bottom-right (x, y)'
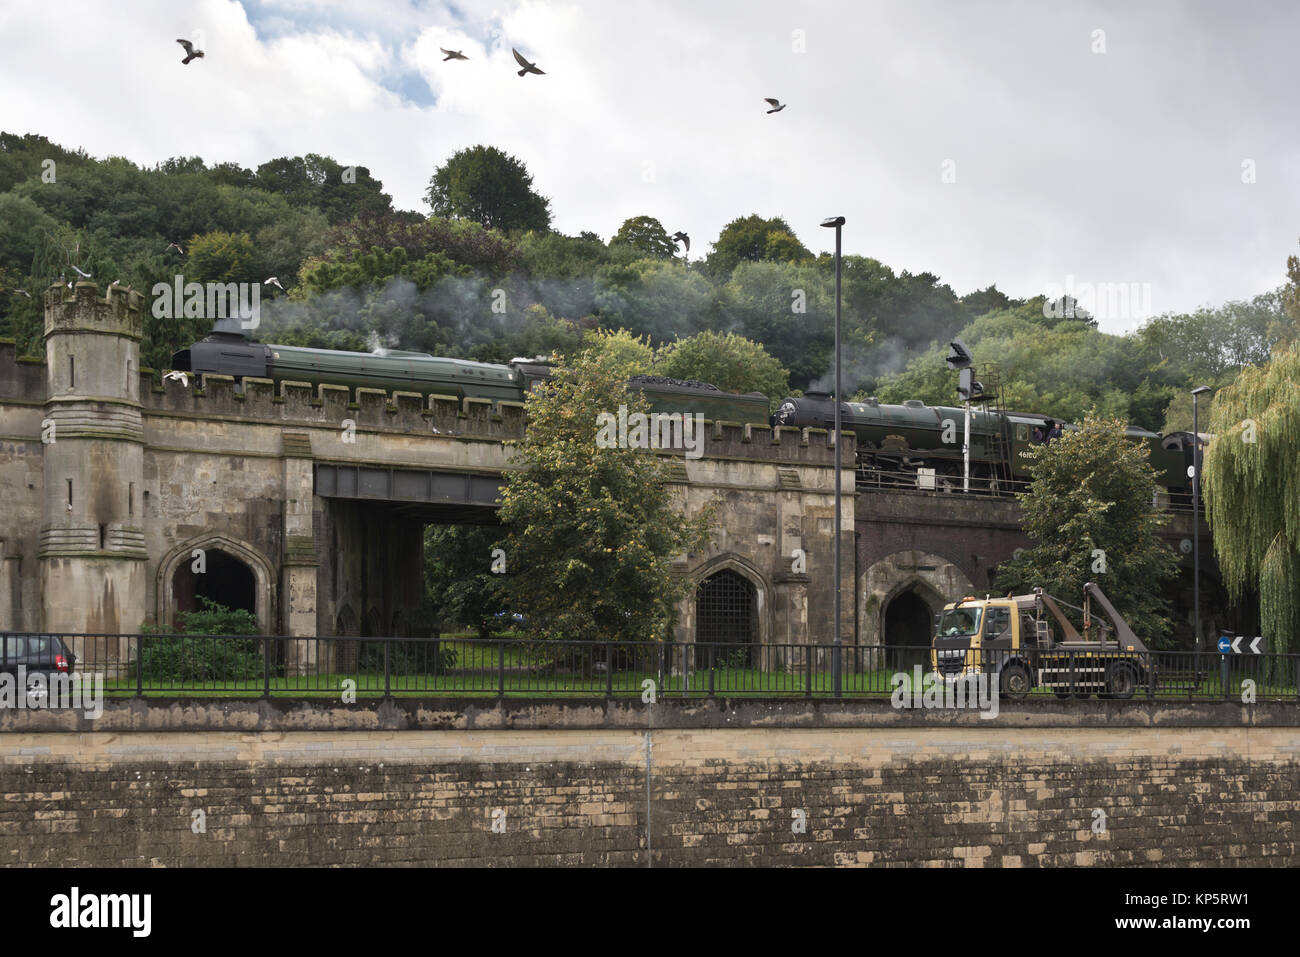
top-left (945, 338), bottom-right (973, 370)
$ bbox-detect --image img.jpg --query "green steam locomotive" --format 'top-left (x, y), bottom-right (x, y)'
top-left (173, 332), bottom-right (1196, 497)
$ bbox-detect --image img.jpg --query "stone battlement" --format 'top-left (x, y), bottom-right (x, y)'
top-left (44, 281), bottom-right (144, 340)
top-left (140, 372), bottom-right (528, 439)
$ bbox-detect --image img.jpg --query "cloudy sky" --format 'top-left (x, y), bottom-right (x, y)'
top-left (1, 0), bottom-right (1297, 332)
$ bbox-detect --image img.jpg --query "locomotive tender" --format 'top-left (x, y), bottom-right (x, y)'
top-left (173, 331), bottom-right (1195, 495)
top-left (171, 331), bottom-right (771, 423)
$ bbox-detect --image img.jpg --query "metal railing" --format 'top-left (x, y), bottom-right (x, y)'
top-left (854, 465), bottom-right (1200, 513)
top-left (2, 633), bottom-right (1295, 703)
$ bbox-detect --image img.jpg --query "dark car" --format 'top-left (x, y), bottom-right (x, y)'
top-left (1, 634), bottom-right (77, 701)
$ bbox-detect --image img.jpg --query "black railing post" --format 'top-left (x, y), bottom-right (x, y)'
top-left (1221, 654), bottom-right (1230, 700)
top-left (263, 638), bottom-right (271, 698)
top-left (605, 641), bottom-right (613, 699)
top-left (384, 638), bottom-right (392, 698)
top-left (805, 645), bottom-right (812, 698)
top-left (135, 634), bottom-right (144, 698)
top-left (498, 639), bottom-right (506, 699)
top-left (707, 644), bottom-right (715, 697)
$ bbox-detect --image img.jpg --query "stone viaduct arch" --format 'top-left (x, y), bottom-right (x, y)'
top-left (858, 549), bottom-right (974, 666)
top-left (157, 534), bottom-right (276, 634)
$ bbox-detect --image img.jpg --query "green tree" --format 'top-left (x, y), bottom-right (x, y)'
top-left (185, 230), bottom-right (259, 284)
top-left (424, 525), bottom-right (508, 638)
top-left (582, 328), bottom-right (655, 378)
top-left (497, 349), bottom-right (713, 642)
top-left (994, 417), bottom-right (1179, 647)
top-left (424, 145), bottom-right (551, 233)
top-left (1202, 344), bottom-right (1300, 653)
top-left (704, 214), bottom-right (810, 276)
top-left (656, 330), bottom-right (790, 406)
top-left (593, 257), bottom-right (716, 343)
top-left (610, 215), bottom-right (676, 258)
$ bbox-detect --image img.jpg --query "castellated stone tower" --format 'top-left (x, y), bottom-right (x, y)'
top-left (40, 281), bottom-right (147, 643)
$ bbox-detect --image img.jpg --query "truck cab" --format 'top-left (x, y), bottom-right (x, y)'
top-left (931, 596), bottom-right (1035, 698)
top-left (929, 583), bottom-right (1153, 701)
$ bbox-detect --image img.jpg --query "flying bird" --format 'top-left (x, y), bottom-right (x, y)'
top-left (440, 48), bottom-right (468, 61)
top-left (263, 277), bottom-right (285, 291)
top-left (12, 289), bottom-right (31, 298)
top-left (764, 98), bottom-right (786, 114)
top-left (176, 39), bottom-right (204, 65)
top-left (512, 48), bottom-right (545, 76)
top-left (671, 231), bottom-right (690, 254)
top-left (70, 264), bottom-right (92, 279)
top-left (166, 242), bottom-right (185, 255)
top-left (163, 370), bottom-right (190, 387)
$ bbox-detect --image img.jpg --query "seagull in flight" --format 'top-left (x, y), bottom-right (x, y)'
top-left (764, 98), bottom-right (786, 114)
top-left (264, 277), bottom-right (285, 291)
top-left (440, 48), bottom-right (469, 61)
top-left (166, 242), bottom-right (185, 255)
top-left (164, 370), bottom-right (190, 387)
top-left (177, 39), bottom-right (204, 65)
top-left (11, 289), bottom-right (31, 298)
top-left (671, 231), bottom-right (690, 254)
top-left (70, 264), bottom-right (92, 279)
top-left (512, 48), bottom-right (545, 76)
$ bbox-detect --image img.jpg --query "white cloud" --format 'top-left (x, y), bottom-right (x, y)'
top-left (1, 0), bottom-right (1297, 328)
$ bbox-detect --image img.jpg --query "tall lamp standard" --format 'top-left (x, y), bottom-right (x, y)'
top-left (820, 215), bottom-right (846, 696)
top-left (1190, 385), bottom-right (1212, 658)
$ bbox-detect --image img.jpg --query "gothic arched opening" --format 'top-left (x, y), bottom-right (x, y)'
top-left (884, 588), bottom-right (935, 671)
top-left (695, 569), bottom-right (758, 668)
top-left (171, 548), bottom-right (256, 626)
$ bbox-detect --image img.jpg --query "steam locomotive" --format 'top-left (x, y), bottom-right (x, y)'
top-left (770, 392), bottom-right (1197, 497)
top-left (172, 331), bottom-right (1196, 496)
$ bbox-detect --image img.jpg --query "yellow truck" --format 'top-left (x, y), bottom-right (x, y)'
top-left (930, 581), bottom-right (1154, 700)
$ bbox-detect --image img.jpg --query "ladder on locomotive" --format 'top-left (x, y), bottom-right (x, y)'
top-left (977, 366), bottom-right (1015, 490)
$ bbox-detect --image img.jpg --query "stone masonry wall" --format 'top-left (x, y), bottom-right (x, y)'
top-left (3, 724), bottom-right (1297, 866)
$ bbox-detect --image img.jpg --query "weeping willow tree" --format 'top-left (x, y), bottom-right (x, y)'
top-left (1202, 344), bottom-right (1300, 653)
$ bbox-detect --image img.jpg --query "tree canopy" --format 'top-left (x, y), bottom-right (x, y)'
top-left (1202, 343), bottom-right (1300, 653)
top-left (424, 145), bottom-right (551, 233)
top-left (610, 215), bottom-right (676, 258)
top-left (994, 417), bottom-right (1180, 648)
top-left (496, 348), bottom-right (713, 642)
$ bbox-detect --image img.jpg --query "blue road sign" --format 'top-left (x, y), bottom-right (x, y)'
top-left (1217, 636), bottom-right (1232, 653)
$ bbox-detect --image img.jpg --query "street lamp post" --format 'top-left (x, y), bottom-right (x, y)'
top-left (821, 216), bottom-right (846, 696)
top-left (1191, 385), bottom-right (1211, 658)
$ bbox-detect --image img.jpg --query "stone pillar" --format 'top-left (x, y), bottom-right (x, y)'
top-left (0, 549), bottom-right (21, 631)
top-left (281, 431), bottom-right (320, 675)
top-left (38, 283), bottom-right (147, 675)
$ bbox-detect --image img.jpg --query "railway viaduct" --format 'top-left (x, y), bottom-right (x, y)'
top-left (0, 283), bottom-right (1224, 663)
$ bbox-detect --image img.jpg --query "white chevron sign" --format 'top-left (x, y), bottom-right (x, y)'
top-left (1229, 636), bottom-right (1267, 653)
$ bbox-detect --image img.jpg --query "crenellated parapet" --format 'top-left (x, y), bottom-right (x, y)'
top-left (44, 281), bottom-right (144, 342)
top-left (141, 372), bottom-right (528, 440)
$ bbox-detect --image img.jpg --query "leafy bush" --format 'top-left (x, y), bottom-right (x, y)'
top-left (140, 598), bottom-right (263, 683)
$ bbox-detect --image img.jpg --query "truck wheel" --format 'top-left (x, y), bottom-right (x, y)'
top-left (999, 663), bottom-right (1031, 700)
top-left (1104, 662), bottom-right (1137, 700)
